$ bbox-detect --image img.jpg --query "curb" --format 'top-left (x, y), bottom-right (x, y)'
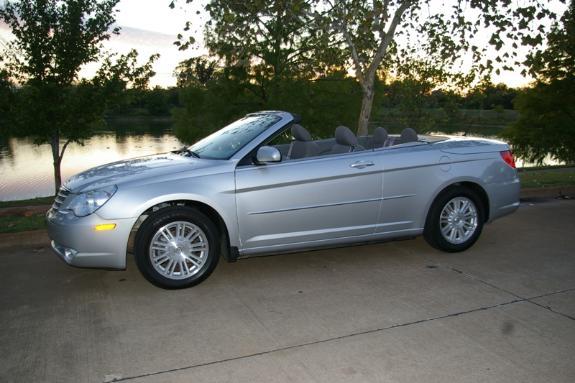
top-left (519, 186), bottom-right (575, 200)
top-left (0, 230), bottom-right (50, 251)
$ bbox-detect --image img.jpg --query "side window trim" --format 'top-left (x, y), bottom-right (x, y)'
top-left (237, 144), bottom-right (378, 170)
top-left (237, 124), bottom-right (294, 167)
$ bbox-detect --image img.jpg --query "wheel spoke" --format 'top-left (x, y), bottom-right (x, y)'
top-left (184, 259), bottom-right (193, 273)
top-left (460, 200), bottom-right (469, 213)
top-left (439, 196), bottom-right (479, 245)
top-left (463, 221), bottom-right (475, 229)
top-left (149, 221), bottom-right (210, 280)
top-left (164, 259), bottom-right (175, 275)
top-left (160, 227), bottom-right (174, 242)
top-left (457, 227), bottom-right (465, 239)
top-left (154, 255), bottom-right (170, 265)
top-left (178, 260), bottom-right (187, 275)
top-left (186, 231), bottom-right (200, 242)
top-left (151, 243), bottom-right (168, 252)
top-left (190, 242), bottom-right (208, 252)
top-left (183, 253), bottom-right (202, 267)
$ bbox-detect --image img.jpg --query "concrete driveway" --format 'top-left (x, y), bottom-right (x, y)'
top-left (1, 199), bottom-right (574, 383)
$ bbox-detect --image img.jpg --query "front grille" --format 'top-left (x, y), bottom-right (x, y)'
top-left (51, 186), bottom-right (71, 212)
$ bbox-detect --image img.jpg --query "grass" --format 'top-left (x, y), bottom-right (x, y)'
top-left (0, 214), bottom-right (46, 234)
top-left (0, 196), bottom-right (52, 234)
top-left (518, 166), bottom-right (575, 189)
top-left (0, 196), bottom-right (54, 208)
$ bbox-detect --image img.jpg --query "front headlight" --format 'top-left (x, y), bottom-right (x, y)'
top-left (65, 185), bottom-right (117, 217)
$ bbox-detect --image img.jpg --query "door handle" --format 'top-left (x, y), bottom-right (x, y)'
top-left (350, 161), bottom-right (375, 169)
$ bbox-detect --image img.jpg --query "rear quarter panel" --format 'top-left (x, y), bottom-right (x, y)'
top-left (377, 138), bottom-right (519, 232)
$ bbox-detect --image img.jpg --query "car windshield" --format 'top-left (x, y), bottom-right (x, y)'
top-left (188, 114), bottom-right (282, 160)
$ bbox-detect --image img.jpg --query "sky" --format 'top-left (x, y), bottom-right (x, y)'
top-left (0, 0), bottom-right (569, 88)
top-left (0, 0), bottom-right (209, 87)
top-left (81, 0), bottom-right (208, 87)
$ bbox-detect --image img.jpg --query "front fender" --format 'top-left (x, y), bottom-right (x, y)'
top-left (96, 172), bottom-right (239, 247)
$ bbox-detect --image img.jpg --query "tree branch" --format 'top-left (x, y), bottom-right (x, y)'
top-left (373, 0), bottom-right (390, 37)
top-left (285, 39), bottom-right (341, 64)
top-left (58, 138), bottom-right (73, 163)
top-left (367, 0), bottom-right (413, 77)
top-left (340, 20), bottom-right (366, 86)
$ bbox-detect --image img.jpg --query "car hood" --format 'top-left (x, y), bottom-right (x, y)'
top-left (64, 153), bottom-right (208, 193)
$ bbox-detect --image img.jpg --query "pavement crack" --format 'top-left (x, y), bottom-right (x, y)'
top-left (442, 264), bottom-right (523, 299)
top-left (440, 263), bottom-right (575, 322)
top-left (110, 298), bottom-right (525, 382)
top-left (523, 288), bottom-right (575, 321)
top-left (110, 254), bottom-right (575, 382)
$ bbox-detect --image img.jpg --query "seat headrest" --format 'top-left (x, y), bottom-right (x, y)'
top-left (399, 128), bottom-right (418, 143)
top-left (335, 126), bottom-right (358, 147)
top-left (291, 124), bottom-right (312, 142)
top-left (373, 127), bottom-right (388, 146)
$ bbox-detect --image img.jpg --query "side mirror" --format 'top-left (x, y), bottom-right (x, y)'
top-left (256, 146), bottom-right (281, 164)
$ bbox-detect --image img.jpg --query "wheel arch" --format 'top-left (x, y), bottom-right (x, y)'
top-left (424, 179), bottom-right (490, 225)
top-left (127, 198), bottom-right (237, 262)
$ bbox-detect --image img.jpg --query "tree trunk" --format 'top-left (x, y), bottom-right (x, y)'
top-left (357, 84), bottom-right (375, 136)
top-left (51, 133), bottom-right (62, 194)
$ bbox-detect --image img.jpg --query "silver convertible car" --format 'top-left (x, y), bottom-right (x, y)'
top-left (47, 111), bottom-right (520, 288)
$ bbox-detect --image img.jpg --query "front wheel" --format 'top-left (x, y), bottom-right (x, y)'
top-left (424, 187), bottom-right (485, 252)
top-left (134, 206), bottom-right (220, 289)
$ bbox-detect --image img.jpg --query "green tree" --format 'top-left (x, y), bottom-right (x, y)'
top-left (174, 56), bottom-right (218, 88)
top-left (170, 0), bottom-right (356, 142)
top-left (173, 0), bottom-right (562, 136)
top-left (319, 0), bottom-right (562, 135)
top-left (172, 69), bottom-right (361, 144)
top-left (464, 81), bottom-right (517, 110)
top-left (375, 60), bottom-right (450, 132)
top-left (0, 67), bottom-right (15, 135)
top-left (501, 1), bottom-right (575, 164)
top-left (172, 0), bottom-right (341, 103)
top-left (200, 0), bottom-right (334, 79)
top-left (0, 0), bottom-right (158, 192)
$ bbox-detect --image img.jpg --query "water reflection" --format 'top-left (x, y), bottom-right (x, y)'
top-left (0, 129), bottom-right (182, 201)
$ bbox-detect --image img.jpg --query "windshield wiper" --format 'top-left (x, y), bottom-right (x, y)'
top-left (185, 149), bottom-right (201, 158)
top-left (174, 147), bottom-right (200, 158)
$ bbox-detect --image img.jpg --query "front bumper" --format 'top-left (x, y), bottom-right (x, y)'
top-left (47, 209), bottom-right (137, 269)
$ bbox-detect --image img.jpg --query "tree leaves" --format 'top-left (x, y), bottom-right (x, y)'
top-left (170, 0), bottom-right (566, 138)
top-left (0, 0), bottom-right (120, 85)
top-left (502, 1), bottom-right (575, 165)
top-left (0, 0), bottom-right (160, 190)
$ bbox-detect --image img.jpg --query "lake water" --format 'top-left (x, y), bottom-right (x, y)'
top-left (0, 121), bottom-right (557, 201)
top-left (0, 120), bottom-right (183, 201)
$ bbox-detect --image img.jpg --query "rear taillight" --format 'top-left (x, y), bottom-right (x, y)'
top-left (500, 150), bottom-right (516, 169)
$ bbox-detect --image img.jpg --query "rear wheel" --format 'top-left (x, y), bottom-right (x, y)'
top-left (424, 186), bottom-right (485, 252)
top-left (134, 206), bottom-right (220, 289)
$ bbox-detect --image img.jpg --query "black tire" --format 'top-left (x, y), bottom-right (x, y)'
top-left (134, 206), bottom-right (220, 289)
top-left (423, 186), bottom-right (485, 252)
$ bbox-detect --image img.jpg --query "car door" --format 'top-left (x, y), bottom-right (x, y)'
top-left (235, 151), bottom-right (383, 254)
top-left (375, 145), bottom-right (440, 233)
